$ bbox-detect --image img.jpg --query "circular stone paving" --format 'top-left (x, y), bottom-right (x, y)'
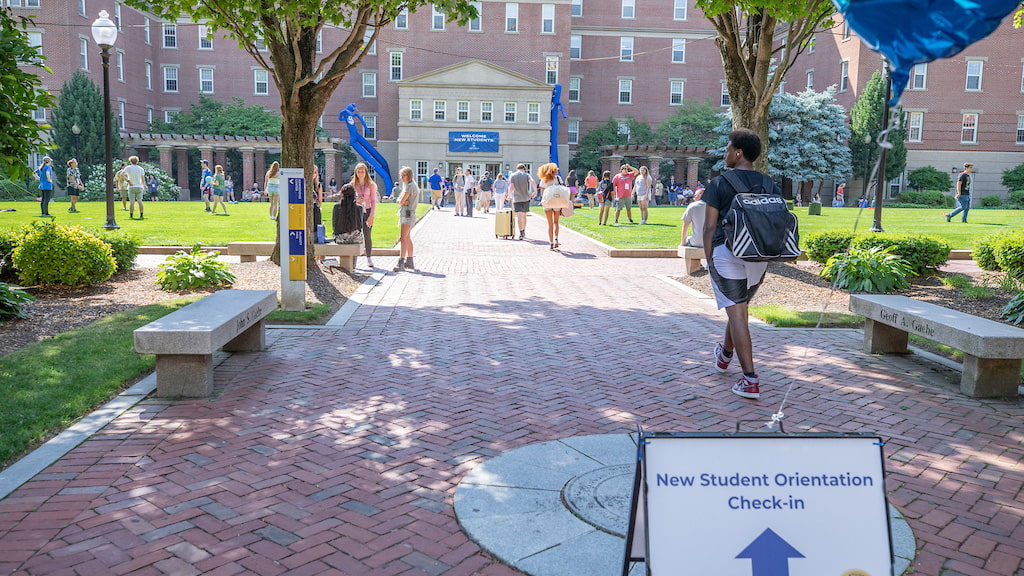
top-left (453, 434), bottom-right (916, 576)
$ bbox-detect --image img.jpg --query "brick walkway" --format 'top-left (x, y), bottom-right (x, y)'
top-left (1, 209), bottom-right (1022, 575)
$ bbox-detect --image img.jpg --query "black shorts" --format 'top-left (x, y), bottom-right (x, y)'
top-left (513, 201), bottom-right (530, 213)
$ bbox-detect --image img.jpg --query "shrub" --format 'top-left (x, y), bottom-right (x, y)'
top-left (0, 229), bottom-right (20, 280)
top-left (820, 246), bottom-right (913, 292)
top-left (895, 190), bottom-right (946, 206)
top-left (992, 231), bottom-right (1024, 279)
top-left (1001, 292), bottom-right (1024, 325)
top-left (804, 230), bottom-right (854, 264)
top-left (850, 233), bottom-right (950, 274)
top-left (0, 282), bottom-right (35, 320)
top-left (907, 166), bottom-right (952, 192)
top-left (979, 195), bottom-right (1003, 207)
top-left (92, 230), bottom-right (139, 274)
top-left (156, 244), bottom-right (235, 291)
top-left (1001, 163), bottom-right (1024, 192)
top-left (11, 222), bottom-right (116, 286)
top-left (974, 233), bottom-right (1004, 271)
top-left (0, 178), bottom-right (35, 201)
top-left (1009, 190), bottom-right (1024, 206)
top-left (82, 161), bottom-right (181, 201)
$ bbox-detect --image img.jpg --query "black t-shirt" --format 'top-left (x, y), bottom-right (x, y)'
top-left (958, 172), bottom-right (971, 195)
top-left (702, 169), bottom-right (782, 248)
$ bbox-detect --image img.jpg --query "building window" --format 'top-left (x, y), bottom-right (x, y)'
top-left (77, 0), bottom-right (85, 16)
top-left (572, 0), bottom-right (582, 17)
top-left (670, 80), bottom-right (684, 105)
top-left (114, 50), bottom-right (124, 82)
top-left (164, 109), bottom-right (178, 123)
top-left (395, 9), bottom-right (408, 29)
top-left (504, 102), bottom-right (517, 123)
top-left (842, 21), bottom-right (850, 41)
top-left (390, 52), bottom-right (403, 81)
top-left (114, 3), bottom-right (121, 30)
top-left (568, 119), bottom-right (579, 144)
top-left (362, 29), bottom-right (375, 55)
top-left (506, 3), bottom-right (518, 32)
top-left (199, 67), bottom-right (214, 93)
top-left (620, 37), bottom-right (633, 61)
top-left (911, 63), bottom-right (927, 90)
top-left (542, 4), bottom-right (555, 33)
top-left (364, 114), bottom-right (376, 139)
top-left (163, 66), bottom-right (178, 92)
top-left (254, 69), bottom-right (269, 95)
top-left (721, 82), bottom-right (730, 107)
top-left (417, 161), bottom-right (429, 183)
top-left (432, 6), bottom-right (445, 30)
top-left (457, 100), bottom-right (470, 121)
top-left (198, 24), bottom-right (213, 49)
top-left (907, 111), bottom-right (923, 142)
top-left (570, 35), bottom-right (581, 60)
top-left (469, 2), bottom-right (482, 31)
top-left (618, 79), bottom-right (632, 104)
top-left (316, 31), bottom-right (322, 53)
top-left (143, 17), bottom-right (150, 44)
top-left (617, 120), bottom-right (630, 139)
top-left (434, 100), bottom-right (446, 121)
top-left (546, 55), bottom-right (558, 84)
top-left (966, 60), bottom-right (983, 91)
top-left (117, 100), bottom-right (125, 129)
top-left (144, 61), bottom-right (152, 90)
top-left (32, 107), bottom-right (45, 121)
top-left (839, 60), bottom-right (849, 92)
top-left (481, 101), bottom-right (493, 122)
top-left (410, 99), bottom-right (423, 121)
top-left (1016, 115), bottom-right (1024, 144)
top-left (527, 102), bottom-right (540, 123)
top-left (146, 106), bottom-right (153, 125)
top-left (808, 34), bottom-right (816, 53)
top-left (622, 0), bottom-right (635, 18)
top-left (27, 31), bottom-right (41, 59)
top-left (961, 113), bottom-right (978, 143)
top-left (673, 0), bottom-right (686, 20)
top-left (362, 72), bottom-right (376, 97)
top-left (805, 69), bottom-right (814, 90)
top-left (671, 39), bottom-right (685, 63)
top-left (163, 23), bottom-right (176, 48)
top-left (79, 37), bottom-right (88, 70)
top-left (568, 76), bottom-right (581, 102)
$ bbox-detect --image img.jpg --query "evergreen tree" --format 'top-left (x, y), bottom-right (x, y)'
top-left (0, 9), bottom-right (56, 180)
top-left (50, 71), bottom-right (122, 182)
top-left (149, 96), bottom-right (281, 137)
top-left (849, 70), bottom-right (907, 196)
top-left (656, 99), bottom-right (722, 148)
top-left (768, 87), bottom-right (852, 185)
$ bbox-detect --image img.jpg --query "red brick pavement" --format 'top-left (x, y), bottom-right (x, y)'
top-left (1, 211), bottom-right (1022, 575)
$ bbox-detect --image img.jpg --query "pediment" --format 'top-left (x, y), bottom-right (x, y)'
top-left (401, 59), bottom-right (550, 89)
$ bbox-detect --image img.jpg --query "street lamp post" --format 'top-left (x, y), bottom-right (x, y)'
top-left (91, 10), bottom-right (118, 230)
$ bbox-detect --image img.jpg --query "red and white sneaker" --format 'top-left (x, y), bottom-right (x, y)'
top-left (732, 374), bottom-right (760, 399)
top-left (714, 343), bottom-right (732, 373)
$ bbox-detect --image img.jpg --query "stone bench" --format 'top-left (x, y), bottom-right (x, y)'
top-left (134, 290), bottom-right (277, 398)
top-left (849, 294), bottom-right (1024, 398)
top-left (225, 241), bottom-right (361, 270)
top-left (677, 245), bottom-right (705, 275)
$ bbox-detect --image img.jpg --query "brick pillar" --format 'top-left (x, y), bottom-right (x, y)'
top-left (214, 148), bottom-right (228, 170)
top-left (674, 160), bottom-right (686, 183)
top-left (176, 148), bottom-right (191, 200)
top-left (686, 157), bottom-right (701, 188)
top-left (240, 147), bottom-right (255, 193)
top-left (255, 150), bottom-right (266, 187)
top-left (157, 145), bottom-right (173, 176)
top-left (602, 155), bottom-right (622, 175)
top-left (324, 148), bottom-right (338, 188)
top-left (648, 156), bottom-right (662, 182)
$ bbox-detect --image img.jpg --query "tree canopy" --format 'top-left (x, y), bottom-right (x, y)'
top-left (849, 70), bottom-right (907, 192)
top-left (148, 95), bottom-right (282, 137)
top-left (767, 87), bottom-right (851, 183)
top-left (0, 9), bottom-right (56, 180)
top-left (50, 71), bottom-right (123, 181)
top-left (656, 99), bottom-right (723, 148)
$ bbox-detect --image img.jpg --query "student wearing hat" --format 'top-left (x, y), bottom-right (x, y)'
top-left (945, 162), bottom-right (973, 223)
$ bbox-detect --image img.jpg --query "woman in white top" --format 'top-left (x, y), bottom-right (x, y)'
top-left (463, 169), bottom-right (477, 217)
top-left (394, 166), bottom-right (419, 272)
top-left (453, 168), bottom-right (466, 216)
top-left (537, 162), bottom-right (566, 250)
top-left (265, 161), bottom-right (281, 219)
top-left (634, 165), bottom-right (653, 225)
top-left (492, 173), bottom-right (509, 211)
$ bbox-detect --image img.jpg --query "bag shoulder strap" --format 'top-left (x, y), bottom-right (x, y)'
top-left (721, 170), bottom-right (750, 194)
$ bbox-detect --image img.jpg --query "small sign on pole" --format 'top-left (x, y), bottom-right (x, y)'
top-left (279, 168), bottom-right (306, 311)
top-left (624, 432), bottom-right (892, 576)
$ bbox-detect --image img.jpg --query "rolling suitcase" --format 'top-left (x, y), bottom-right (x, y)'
top-left (494, 208), bottom-right (515, 239)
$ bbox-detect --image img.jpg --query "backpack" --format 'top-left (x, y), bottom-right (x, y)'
top-left (720, 170), bottom-right (800, 262)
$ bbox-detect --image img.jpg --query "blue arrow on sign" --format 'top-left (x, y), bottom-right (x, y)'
top-left (736, 528), bottom-right (804, 576)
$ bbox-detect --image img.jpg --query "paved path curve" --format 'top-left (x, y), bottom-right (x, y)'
top-left (1, 209), bottom-right (1022, 575)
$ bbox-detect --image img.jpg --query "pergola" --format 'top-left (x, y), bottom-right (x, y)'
top-left (599, 145), bottom-right (715, 186)
top-left (121, 133), bottom-right (345, 200)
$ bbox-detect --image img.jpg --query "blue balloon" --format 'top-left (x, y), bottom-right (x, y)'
top-left (833, 0), bottom-right (1020, 104)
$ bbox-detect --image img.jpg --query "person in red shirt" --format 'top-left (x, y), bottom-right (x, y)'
top-left (612, 164), bottom-right (638, 224)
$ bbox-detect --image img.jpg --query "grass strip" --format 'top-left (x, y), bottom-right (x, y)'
top-left (750, 304), bottom-right (864, 328)
top-left (266, 302), bottom-right (330, 323)
top-left (0, 298), bottom-right (197, 468)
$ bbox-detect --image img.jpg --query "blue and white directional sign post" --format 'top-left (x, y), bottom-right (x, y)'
top-left (278, 168), bottom-right (306, 311)
top-left (641, 434), bottom-right (891, 576)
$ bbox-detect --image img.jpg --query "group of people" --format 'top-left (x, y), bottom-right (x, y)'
top-left (34, 155), bottom-right (162, 218)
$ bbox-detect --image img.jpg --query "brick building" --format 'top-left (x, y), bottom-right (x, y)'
top-left (13, 1), bottom-right (1024, 198)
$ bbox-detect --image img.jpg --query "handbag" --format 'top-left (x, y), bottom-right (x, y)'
top-left (561, 204), bottom-right (574, 217)
top-left (541, 177), bottom-right (571, 209)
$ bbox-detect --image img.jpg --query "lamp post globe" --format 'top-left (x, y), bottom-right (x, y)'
top-left (91, 10), bottom-right (119, 230)
top-left (71, 123), bottom-right (81, 153)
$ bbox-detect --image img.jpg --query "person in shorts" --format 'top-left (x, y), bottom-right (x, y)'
top-left (597, 171), bottom-right (614, 225)
top-left (265, 161), bottom-right (280, 219)
top-left (508, 163), bottom-right (537, 240)
top-left (124, 155), bottom-right (146, 219)
top-left (210, 164), bottom-right (228, 215)
top-left (702, 128), bottom-right (781, 400)
top-left (612, 164), bottom-right (638, 224)
top-left (394, 166), bottom-right (419, 271)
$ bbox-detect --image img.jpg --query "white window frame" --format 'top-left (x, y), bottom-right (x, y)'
top-left (199, 66), bottom-right (214, 94)
top-left (114, 3), bottom-right (122, 31)
top-left (965, 60), bottom-right (983, 91)
top-left (670, 80), bottom-right (684, 105)
top-left (432, 6), bottom-right (445, 31)
top-left (27, 31), bottom-right (42, 59)
top-left (117, 99), bottom-right (125, 129)
top-left (162, 66), bottom-right (179, 93)
top-left (622, 0), bottom-right (635, 19)
top-left (808, 34), bottom-right (816, 53)
top-left (457, 100), bottom-right (470, 122)
top-left (79, 36), bottom-right (89, 70)
top-left (198, 24), bottom-right (213, 49)
top-left (911, 63), bottom-right (927, 90)
top-left (480, 101), bottom-right (493, 122)
top-left (434, 100), bottom-right (447, 121)
top-left (162, 22), bottom-right (176, 48)
top-left (410, 99), bottom-right (423, 121)
top-left (907, 111), bottom-right (923, 143)
top-left (618, 79), bottom-right (633, 104)
top-left (961, 112), bottom-right (978, 144)
top-left (253, 68), bottom-right (269, 95)
top-left (570, 35), bottom-right (581, 60)
top-left (316, 31), bottom-right (322, 53)
top-left (541, 4), bottom-right (555, 33)
top-left (671, 39), bottom-right (685, 63)
top-left (164, 109), bottom-right (179, 123)
top-left (364, 114), bottom-right (377, 139)
top-left (546, 55), bottom-right (559, 85)
top-left (568, 76), bottom-right (581, 102)
top-left (468, 2), bottom-right (482, 31)
top-left (390, 51), bottom-right (403, 81)
top-left (839, 60), bottom-right (849, 92)
top-left (721, 82), bottom-right (730, 107)
top-left (805, 69), bottom-right (814, 91)
top-left (673, 0), bottom-right (686, 20)
top-left (32, 106), bottom-right (45, 121)
top-left (362, 71), bottom-right (376, 98)
top-left (504, 102), bottom-right (517, 123)
top-left (571, 0), bottom-right (582, 17)
top-left (144, 60), bottom-right (152, 90)
top-left (842, 21), bottom-right (851, 41)
top-left (116, 49), bottom-right (124, 82)
top-left (568, 119), bottom-right (580, 144)
top-left (620, 37), bottom-right (633, 62)
top-left (143, 17), bottom-right (150, 44)
top-left (527, 102), bottom-right (540, 123)
top-left (395, 9), bottom-right (408, 29)
top-left (1016, 114), bottom-right (1024, 144)
top-left (78, 0), bottom-right (85, 16)
top-left (506, 3), bottom-right (519, 33)
top-left (146, 106), bottom-right (153, 125)
top-left (617, 120), bottom-right (630, 139)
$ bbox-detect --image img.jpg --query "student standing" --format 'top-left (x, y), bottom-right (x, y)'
top-left (352, 162), bottom-right (379, 268)
top-left (584, 170), bottom-right (598, 208)
top-left (477, 171), bottom-right (494, 213)
top-left (210, 164), bottom-right (228, 215)
top-left (597, 171), bottom-right (614, 225)
top-left (124, 155), bottom-right (147, 219)
top-left (36, 156), bottom-right (54, 216)
top-left (265, 161), bottom-right (281, 219)
top-left (492, 173), bottom-right (509, 210)
top-left (453, 168), bottom-right (466, 216)
top-left (634, 166), bottom-right (653, 224)
top-left (394, 166), bottom-right (419, 271)
top-left (463, 169), bottom-right (477, 217)
top-left (428, 168), bottom-right (443, 210)
top-left (65, 158), bottom-right (84, 213)
top-left (612, 164), bottom-right (638, 224)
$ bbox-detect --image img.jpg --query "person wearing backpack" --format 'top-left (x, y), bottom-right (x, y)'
top-left (702, 128), bottom-right (783, 400)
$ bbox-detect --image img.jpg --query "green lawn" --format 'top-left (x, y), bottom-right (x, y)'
top-left (0, 199), bottom-right (430, 247)
top-left (541, 205), bottom-right (1024, 251)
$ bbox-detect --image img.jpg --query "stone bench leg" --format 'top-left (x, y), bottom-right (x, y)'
top-left (961, 355), bottom-right (1022, 398)
top-left (223, 319), bottom-right (267, 353)
top-left (864, 318), bottom-right (909, 354)
top-left (339, 255), bottom-right (354, 271)
top-left (239, 255), bottom-right (257, 263)
top-left (682, 257), bottom-right (702, 276)
top-left (156, 354), bottom-right (213, 398)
